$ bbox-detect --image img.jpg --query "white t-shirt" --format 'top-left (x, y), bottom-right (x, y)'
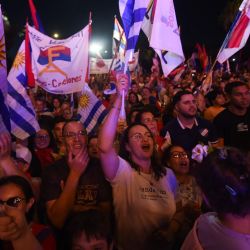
top-left (111, 157), bottom-right (177, 250)
top-left (197, 212), bottom-right (250, 250)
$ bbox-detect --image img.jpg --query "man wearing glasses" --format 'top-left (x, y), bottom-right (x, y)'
top-left (40, 120), bottom-right (112, 230)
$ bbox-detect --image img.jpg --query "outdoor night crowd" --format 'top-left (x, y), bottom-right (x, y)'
top-left (0, 64), bottom-right (250, 250)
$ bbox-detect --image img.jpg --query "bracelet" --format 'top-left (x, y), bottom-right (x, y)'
top-left (111, 105), bottom-right (121, 111)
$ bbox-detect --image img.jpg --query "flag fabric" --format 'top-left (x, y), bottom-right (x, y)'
top-left (90, 57), bottom-right (112, 74)
top-left (77, 84), bottom-right (108, 134)
top-left (195, 43), bottom-right (209, 72)
top-left (28, 24), bottom-right (89, 94)
top-left (113, 16), bottom-right (127, 56)
top-left (0, 5), bottom-right (10, 133)
top-left (119, 0), bottom-right (150, 70)
top-left (7, 41), bottom-right (40, 140)
top-left (28, 0), bottom-right (44, 32)
top-left (142, 0), bottom-right (185, 77)
top-left (128, 51), bottom-right (139, 71)
top-left (217, 0), bottom-right (250, 64)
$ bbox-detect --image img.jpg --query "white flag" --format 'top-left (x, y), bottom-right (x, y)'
top-left (142, 0), bottom-right (185, 76)
top-left (28, 24), bottom-right (89, 94)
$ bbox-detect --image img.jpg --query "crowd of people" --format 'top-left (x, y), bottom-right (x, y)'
top-left (0, 64), bottom-right (250, 249)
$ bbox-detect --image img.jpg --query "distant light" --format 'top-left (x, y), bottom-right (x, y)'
top-left (90, 42), bottom-right (103, 54)
top-left (53, 33), bottom-right (60, 39)
top-left (3, 16), bottom-right (8, 21)
top-left (104, 50), bottom-right (108, 54)
top-left (232, 58), bottom-right (236, 62)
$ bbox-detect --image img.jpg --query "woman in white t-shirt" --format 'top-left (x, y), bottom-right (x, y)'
top-left (98, 73), bottom-right (178, 250)
top-left (182, 147), bottom-right (250, 250)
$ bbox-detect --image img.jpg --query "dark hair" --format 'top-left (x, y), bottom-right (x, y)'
top-left (126, 106), bottom-right (143, 126)
top-left (128, 92), bottom-right (139, 104)
top-left (162, 144), bottom-right (189, 166)
top-left (134, 106), bottom-right (156, 124)
top-left (195, 147), bottom-right (250, 217)
top-left (62, 119), bottom-right (85, 136)
top-left (0, 175), bottom-right (35, 222)
top-left (119, 122), bottom-right (166, 180)
top-left (224, 81), bottom-right (249, 95)
top-left (64, 209), bottom-right (112, 250)
top-left (172, 90), bottom-right (193, 107)
top-left (205, 88), bottom-right (224, 104)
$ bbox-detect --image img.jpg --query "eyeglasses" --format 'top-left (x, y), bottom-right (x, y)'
top-left (64, 130), bottom-right (87, 140)
top-left (142, 118), bottom-right (157, 124)
top-left (0, 197), bottom-right (26, 208)
top-left (129, 132), bottom-right (153, 142)
top-left (35, 135), bottom-right (49, 140)
top-left (171, 152), bottom-right (189, 159)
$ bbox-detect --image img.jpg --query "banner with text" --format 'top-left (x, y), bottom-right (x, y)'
top-left (28, 24), bottom-right (89, 94)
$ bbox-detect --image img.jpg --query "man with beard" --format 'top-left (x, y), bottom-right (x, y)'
top-left (161, 90), bottom-right (218, 152)
top-left (213, 81), bottom-right (250, 150)
top-left (40, 120), bottom-right (112, 230)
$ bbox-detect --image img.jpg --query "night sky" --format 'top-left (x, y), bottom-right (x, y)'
top-left (1, 0), bottom-right (247, 65)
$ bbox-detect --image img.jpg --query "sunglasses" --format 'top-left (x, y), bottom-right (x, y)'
top-left (0, 196), bottom-right (26, 208)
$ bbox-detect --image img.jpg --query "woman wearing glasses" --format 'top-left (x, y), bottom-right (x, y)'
top-left (0, 175), bottom-right (56, 250)
top-left (163, 145), bottom-right (202, 210)
top-left (98, 73), bottom-right (178, 250)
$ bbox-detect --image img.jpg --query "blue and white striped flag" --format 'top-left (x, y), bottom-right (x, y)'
top-left (7, 41), bottom-right (40, 139)
top-left (77, 84), bottom-right (108, 135)
top-left (119, 0), bottom-right (150, 71)
top-left (0, 5), bottom-right (10, 133)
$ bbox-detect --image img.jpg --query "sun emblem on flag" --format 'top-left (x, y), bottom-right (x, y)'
top-left (0, 35), bottom-right (6, 68)
top-left (79, 93), bottom-right (90, 109)
top-left (13, 50), bottom-right (25, 70)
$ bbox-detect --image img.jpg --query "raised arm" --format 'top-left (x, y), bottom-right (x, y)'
top-left (0, 132), bottom-right (28, 179)
top-left (98, 73), bottom-right (129, 181)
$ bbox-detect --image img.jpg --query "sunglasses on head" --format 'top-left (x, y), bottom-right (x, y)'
top-left (0, 196), bottom-right (26, 208)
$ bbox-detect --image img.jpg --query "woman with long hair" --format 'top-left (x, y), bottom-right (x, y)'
top-left (98, 73), bottom-right (178, 250)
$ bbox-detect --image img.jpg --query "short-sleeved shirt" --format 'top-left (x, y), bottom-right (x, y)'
top-left (41, 157), bottom-right (112, 209)
top-left (213, 108), bottom-right (250, 150)
top-left (111, 157), bottom-right (177, 250)
top-left (161, 117), bottom-right (218, 152)
top-left (197, 212), bottom-right (250, 250)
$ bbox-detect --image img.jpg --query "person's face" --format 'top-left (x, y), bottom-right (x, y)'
top-left (53, 98), bottom-right (61, 108)
top-left (129, 93), bottom-right (137, 104)
top-left (88, 138), bottom-right (99, 158)
top-left (229, 86), bottom-right (250, 109)
top-left (142, 88), bottom-right (151, 100)
top-left (214, 94), bottom-right (225, 106)
top-left (72, 233), bottom-right (110, 250)
top-left (131, 84), bottom-right (138, 93)
top-left (53, 122), bottom-right (65, 143)
top-left (126, 125), bottom-right (154, 161)
top-left (195, 94), bottom-right (206, 112)
top-left (0, 183), bottom-right (34, 216)
top-left (168, 146), bottom-right (189, 175)
top-left (35, 100), bottom-right (44, 112)
top-left (141, 112), bottom-right (158, 135)
top-left (35, 129), bottom-right (50, 149)
top-left (176, 94), bottom-right (197, 118)
top-left (63, 108), bottom-right (73, 120)
top-left (64, 122), bottom-right (87, 156)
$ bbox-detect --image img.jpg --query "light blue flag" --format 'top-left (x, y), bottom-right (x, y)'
top-left (0, 5), bottom-right (10, 133)
top-left (119, 0), bottom-right (149, 70)
top-left (77, 84), bottom-right (108, 135)
top-left (7, 41), bottom-right (40, 139)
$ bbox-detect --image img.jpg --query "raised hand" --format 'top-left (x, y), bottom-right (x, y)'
top-left (67, 147), bottom-right (89, 177)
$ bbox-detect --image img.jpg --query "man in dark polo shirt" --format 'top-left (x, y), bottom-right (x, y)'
top-left (161, 90), bottom-right (218, 153)
top-left (40, 120), bottom-right (112, 229)
top-left (213, 81), bottom-right (250, 150)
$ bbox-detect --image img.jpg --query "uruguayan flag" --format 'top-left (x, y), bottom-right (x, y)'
top-left (0, 5), bottom-right (10, 133)
top-left (7, 41), bottom-right (40, 139)
top-left (77, 84), bottom-right (108, 135)
top-left (119, 0), bottom-right (149, 70)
